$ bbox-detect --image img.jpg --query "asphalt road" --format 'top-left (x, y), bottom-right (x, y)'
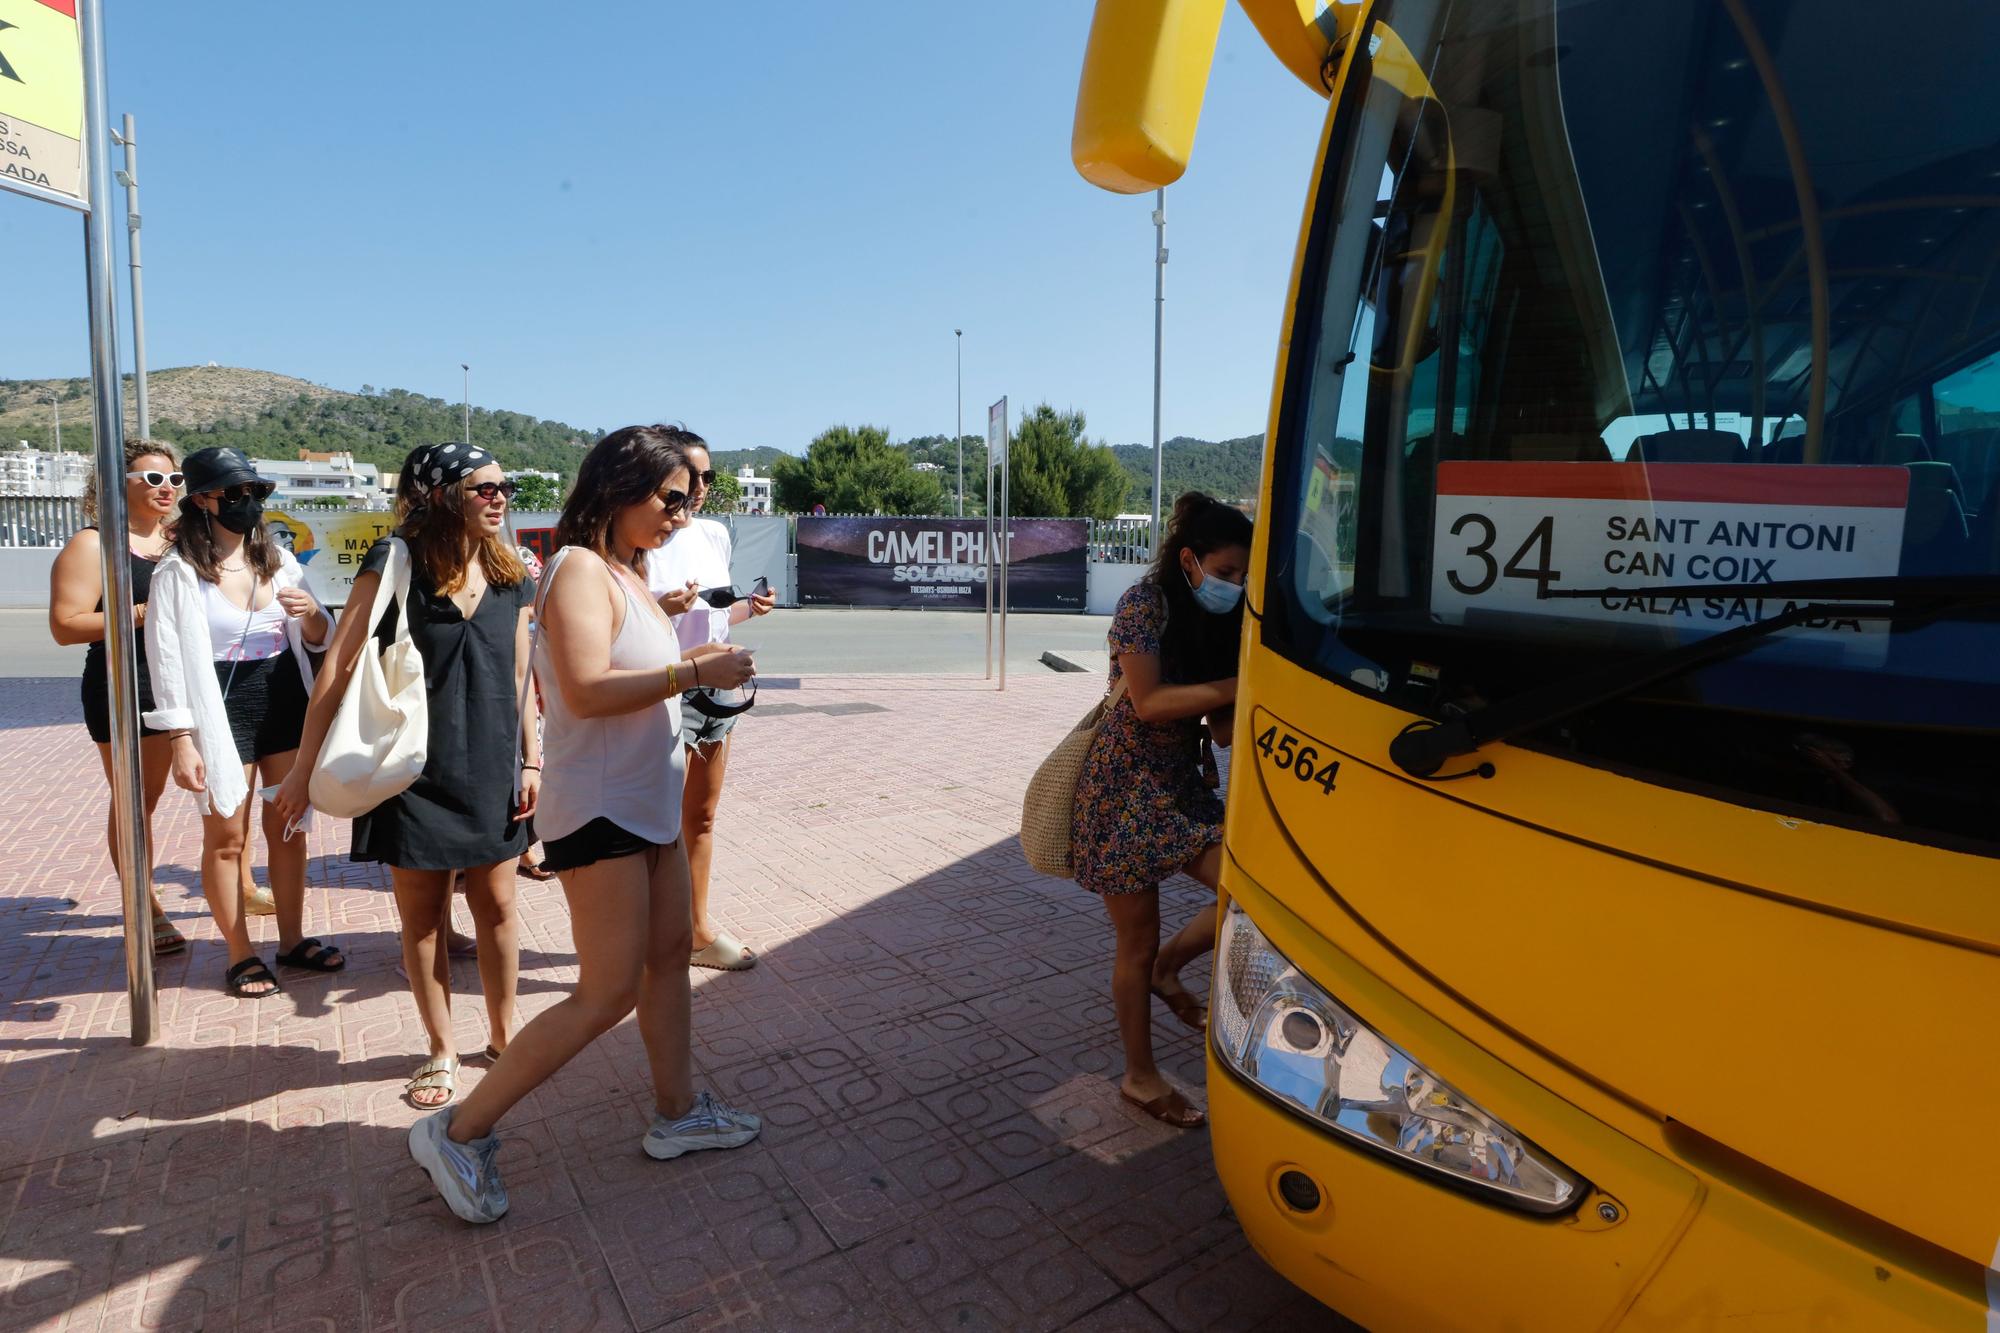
top-left (0, 607), bottom-right (1113, 679)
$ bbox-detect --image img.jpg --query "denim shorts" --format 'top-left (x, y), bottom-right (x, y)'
top-left (679, 692), bottom-right (739, 753)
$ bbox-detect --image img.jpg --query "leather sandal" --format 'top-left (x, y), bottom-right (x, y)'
top-left (225, 956), bottom-right (282, 999)
top-left (151, 913), bottom-right (189, 956)
top-left (276, 937), bottom-right (346, 972)
top-left (1121, 1086), bottom-right (1206, 1129)
top-left (1151, 982), bottom-right (1207, 1034)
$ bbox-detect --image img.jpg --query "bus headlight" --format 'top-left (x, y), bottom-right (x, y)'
top-left (1213, 903), bottom-right (1583, 1214)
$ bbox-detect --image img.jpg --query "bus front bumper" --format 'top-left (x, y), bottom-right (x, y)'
top-left (1208, 883), bottom-right (1985, 1331)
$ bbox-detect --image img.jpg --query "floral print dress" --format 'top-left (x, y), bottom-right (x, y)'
top-left (1071, 583), bottom-right (1225, 896)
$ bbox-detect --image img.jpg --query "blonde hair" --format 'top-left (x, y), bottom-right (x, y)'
top-left (81, 437), bottom-right (180, 526)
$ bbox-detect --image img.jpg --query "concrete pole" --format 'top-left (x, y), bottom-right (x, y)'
top-left (80, 0), bottom-right (157, 1044)
top-left (954, 329), bottom-right (963, 518)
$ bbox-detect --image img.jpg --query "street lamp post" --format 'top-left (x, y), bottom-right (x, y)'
top-left (112, 114), bottom-right (149, 436)
top-left (1152, 187), bottom-right (1167, 552)
top-left (48, 391), bottom-right (62, 457)
top-left (954, 329), bottom-right (963, 517)
top-left (460, 363), bottom-right (470, 444)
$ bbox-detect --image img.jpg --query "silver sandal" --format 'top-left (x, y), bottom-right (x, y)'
top-left (406, 1054), bottom-right (460, 1108)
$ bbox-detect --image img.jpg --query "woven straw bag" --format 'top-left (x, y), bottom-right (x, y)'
top-left (1020, 677), bottom-right (1128, 878)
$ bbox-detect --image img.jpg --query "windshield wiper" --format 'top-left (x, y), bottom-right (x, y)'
top-left (1387, 575), bottom-right (2000, 780)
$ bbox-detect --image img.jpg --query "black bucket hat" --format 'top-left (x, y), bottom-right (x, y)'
top-left (181, 447), bottom-right (269, 496)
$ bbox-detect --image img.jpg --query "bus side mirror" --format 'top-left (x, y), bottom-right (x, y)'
top-left (1072, 0), bottom-right (1228, 193)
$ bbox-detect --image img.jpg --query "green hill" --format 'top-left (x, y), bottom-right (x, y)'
top-left (1112, 433), bottom-right (1267, 509)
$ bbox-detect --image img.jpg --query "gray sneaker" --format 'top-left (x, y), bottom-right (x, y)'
top-left (408, 1106), bottom-right (509, 1224)
top-left (643, 1090), bottom-right (761, 1161)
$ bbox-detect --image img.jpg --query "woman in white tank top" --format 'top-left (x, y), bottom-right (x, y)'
top-left (408, 426), bottom-right (762, 1225)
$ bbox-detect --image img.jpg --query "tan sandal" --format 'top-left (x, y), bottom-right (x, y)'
top-left (406, 1054), bottom-right (459, 1109)
top-left (151, 913), bottom-right (188, 956)
top-left (1121, 1086), bottom-right (1206, 1129)
top-left (1151, 982), bottom-right (1207, 1034)
top-left (690, 932), bottom-right (757, 971)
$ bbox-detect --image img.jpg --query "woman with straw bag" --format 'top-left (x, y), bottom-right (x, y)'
top-left (1058, 493), bottom-right (1250, 1129)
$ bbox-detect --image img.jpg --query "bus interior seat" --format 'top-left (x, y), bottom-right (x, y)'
top-left (1885, 434), bottom-right (1932, 465)
top-left (1631, 429), bottom-right (1748, 464)
top-left (1761, 435), bottom-right (1806, 466)
top-left (1905, 459), bottom-right (1964, 501)
top-left (1899, 484), bottom-right (1972, 575)
top-left (1503, 434), bottom-right (1611, 462)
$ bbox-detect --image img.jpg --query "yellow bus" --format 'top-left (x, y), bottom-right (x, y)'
top-left (1074, 1), bottom-right (1999, 1327)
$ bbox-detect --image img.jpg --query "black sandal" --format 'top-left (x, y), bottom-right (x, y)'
top-left (225, 956), bottom-right (282, 998)
top-left (275, 937), bottom-right (346, 973)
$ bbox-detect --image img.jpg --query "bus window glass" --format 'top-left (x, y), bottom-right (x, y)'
top-left (1264, 0), bottom-right (2000, 852)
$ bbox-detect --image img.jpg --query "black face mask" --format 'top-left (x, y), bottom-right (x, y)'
top-left (212, 494), bottom-right (264, 535)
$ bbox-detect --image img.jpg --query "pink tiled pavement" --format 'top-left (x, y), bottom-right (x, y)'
top-left (0, 672), bottom-right (1349, 1331)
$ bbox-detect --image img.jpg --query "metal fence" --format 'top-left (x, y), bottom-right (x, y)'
top-left (0, 495), bottom-right (85, 546)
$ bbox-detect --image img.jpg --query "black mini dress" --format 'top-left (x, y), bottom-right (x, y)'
top-left (349, 539), bottom-right (535, 871)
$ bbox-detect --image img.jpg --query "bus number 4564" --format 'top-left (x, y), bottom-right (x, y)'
top-left (1256, 727), bottom-right (1341, 794)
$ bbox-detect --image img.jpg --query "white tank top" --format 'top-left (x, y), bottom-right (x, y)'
top-left (532, 547), bottom-right (686, 846)
top-left (202, 578), bottom-right (288, 662)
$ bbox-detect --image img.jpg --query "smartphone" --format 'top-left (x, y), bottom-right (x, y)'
top-left (751, 575), bottom-right (771, 598)
top-left (699, 585), bottom-right (740, 608)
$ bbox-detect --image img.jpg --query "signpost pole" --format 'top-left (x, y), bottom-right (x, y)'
top-left (995, 397), bottom-right (1009, 693)
top-left (79, 0), bottom-right (157, 1045)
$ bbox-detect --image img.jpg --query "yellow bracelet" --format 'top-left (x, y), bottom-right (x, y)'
top-left (667, 662), bottom-right (679, 696)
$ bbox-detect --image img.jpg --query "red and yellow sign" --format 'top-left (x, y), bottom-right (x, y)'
top-left (0, 0), bottom-right (85, 208)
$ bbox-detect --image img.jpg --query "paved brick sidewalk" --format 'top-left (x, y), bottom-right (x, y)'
top-left (0, 673), bottom-right (1341, 1332)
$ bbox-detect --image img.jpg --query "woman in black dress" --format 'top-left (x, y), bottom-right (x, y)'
top-left (278, 443), bottom-right (540, 1106)
top-left (48, 439), bottom-right (189, 954)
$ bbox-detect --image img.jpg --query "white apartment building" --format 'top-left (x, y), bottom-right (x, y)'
top-left (736, 465), bottom-right (773, 515)
top-left (253, 450), bottom-right (385, 508)
top-left (0, 444), bottom-right (92, 497)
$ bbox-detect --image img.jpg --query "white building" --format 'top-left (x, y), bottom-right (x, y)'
top-left (0, 443), bottom-right (92, 497)
top-left (253, 450), bottom-right (384, 508)
top-left (736, 465), bottom-right (773, 515)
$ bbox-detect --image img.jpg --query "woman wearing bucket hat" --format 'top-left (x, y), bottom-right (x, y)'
top-left (145, 447), bottom-right (342, 998)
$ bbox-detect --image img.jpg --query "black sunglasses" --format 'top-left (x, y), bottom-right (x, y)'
top-left (127, 470), bottom-right (184, 489)
top-left (659, 488), bottom-right (690, 515)
top-left (692, 469), bottom-right (716, 487)
top-left (213, 481), bottom-right (275, 503)
top-left (467, 480), bottom-right (519, 501)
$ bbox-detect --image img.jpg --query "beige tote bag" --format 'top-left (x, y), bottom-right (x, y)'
top-left (1020, 678), bottom-right (1127, 879)
top-left (308, 537), bottom-right (428, 818)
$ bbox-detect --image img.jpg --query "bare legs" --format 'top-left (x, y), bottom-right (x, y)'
top-left (93, 737), bottom-right (170, 920)
top-left (1103, 841), bottom-right (1222, 1105)
top-left (255, 750), bottom-right (311, 957)
top-left (395, 861), bottom-right (518, 1106)
top-left (198, 764), bottom-right (268, 992)
top-left (681, 736), bottom-right (744, 958)
top-left (449, 842), bottom-right (694, 1143)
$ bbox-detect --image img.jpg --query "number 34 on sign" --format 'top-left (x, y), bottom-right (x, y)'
top-left (1428, 462), bottom-right (1910, 647)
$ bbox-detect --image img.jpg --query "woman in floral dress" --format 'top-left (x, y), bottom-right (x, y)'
top-left (1072, 493), bottom-right (1252, 1128)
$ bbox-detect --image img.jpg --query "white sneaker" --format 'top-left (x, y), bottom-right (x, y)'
top-left (642, 1090), bottom-right (761, 1161)
top-left (408, 1106), bottom-right (509, 1224)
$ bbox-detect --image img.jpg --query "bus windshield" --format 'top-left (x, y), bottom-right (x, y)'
top-left (1264, 0), bottom-right (2000, 853)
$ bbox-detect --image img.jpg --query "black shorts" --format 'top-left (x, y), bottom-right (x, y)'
top-left (540, 817), bottom-right (665, 873)
top-left (216, 651), bottom-right (308, 763)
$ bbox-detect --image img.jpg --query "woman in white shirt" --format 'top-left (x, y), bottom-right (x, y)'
top-left (145, 448), bottom-right (339, 998)
top-left (643, 439), bottom-right (774, 971)
top-left (409, 425), bottom-right (761, 1225)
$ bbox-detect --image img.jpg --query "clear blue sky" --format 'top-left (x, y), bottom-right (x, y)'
top-left (0, 1), bottom-right (1327, 452)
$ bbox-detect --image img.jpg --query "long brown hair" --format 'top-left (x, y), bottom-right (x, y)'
top-left (1145, 491), bottom-right (1254, 684)
top-left (554, 425), bottom-right (698, 573)
top-left (391, 446), bottom-right (526, 593)
top-left (173, 487), bottom-right (281, 584)
top-left (82, 437), bottom-right (179, 527)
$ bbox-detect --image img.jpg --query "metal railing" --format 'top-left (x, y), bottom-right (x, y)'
top-left (0, 495), bottom-right (86, 544)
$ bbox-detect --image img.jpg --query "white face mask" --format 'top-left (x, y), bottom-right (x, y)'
top-left (1184, 556), bottom-right (1244, 614)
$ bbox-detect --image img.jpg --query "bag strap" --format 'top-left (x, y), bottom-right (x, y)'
top-left (1106, 675), bottom-right (1129, 710)
top-left (511, 616), bottom-right (538, 803)
top-left (370, 537), bottom-right (414, 644)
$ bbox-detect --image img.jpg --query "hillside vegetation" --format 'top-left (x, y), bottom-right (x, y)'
top-left (0, 365), bottom-right (1269, 508)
